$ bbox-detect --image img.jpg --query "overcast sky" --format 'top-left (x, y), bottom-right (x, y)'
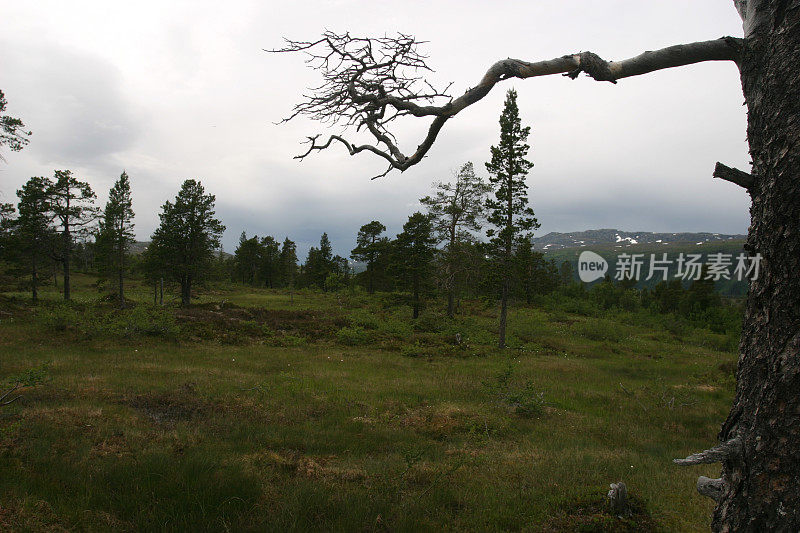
top-left (0, 1), bottom-right (750, 259)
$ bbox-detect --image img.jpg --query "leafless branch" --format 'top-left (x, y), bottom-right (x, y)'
top-left (272, 32), bottom-right (742, 176)
top-left (713, 161), bottom-right (754, 190)
top-left (674, 436), bottom-right (742, 466)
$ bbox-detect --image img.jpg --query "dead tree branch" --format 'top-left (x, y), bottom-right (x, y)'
top-left (674, 436), bottom-right (742, 466)
top-left (272, 32), bottom-right (742, 177)
top-left (713, 161), bottom-right (754, 190)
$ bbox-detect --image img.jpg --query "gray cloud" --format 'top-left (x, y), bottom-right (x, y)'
top-left (0, 1), bottom-right (752, 261)
top-left (0, 41), bottom-right (141, 166)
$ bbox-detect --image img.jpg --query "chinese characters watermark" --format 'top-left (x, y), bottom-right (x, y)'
top-left (578, 251), bottom-right (761, 283)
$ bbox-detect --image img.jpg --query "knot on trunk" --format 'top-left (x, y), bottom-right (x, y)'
top-left (566, 52), bottom-right (617, 83)
top-left (697, 476), bottom-right (725, 502)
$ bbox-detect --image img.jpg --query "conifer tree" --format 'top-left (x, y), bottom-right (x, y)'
top-left (421, 162), bottom-right (491, 317)
top-left (485, 89), bottom-right (539, 348)
top-left (278, 237), bottom-right (298, 289)
top-left (15, 176), bottom-right (54, 301)
top-left (96, 171), bottom-right (135, 307)
top-left (350, 220), bottom-right (387, 294)
top-left (147, 179), bottom-right (225, 306)
top-left (48, 170), bottom-right (98, 300)
top-left (394, 212), bottom-right (436, 319)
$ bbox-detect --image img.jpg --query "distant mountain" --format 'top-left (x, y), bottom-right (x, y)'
top-left (531, 229), bottom-right (746, 251)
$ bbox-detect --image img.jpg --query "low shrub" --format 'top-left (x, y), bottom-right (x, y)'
top-left (335, 326), bottom-right (372, 346)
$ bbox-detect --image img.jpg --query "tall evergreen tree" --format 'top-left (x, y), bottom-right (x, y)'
top-left (350, 220), bottom-right (387, 294)
top-left (146, 179), bottom-right (225, 306)
top-left (258, 236), bottom-right (281, 288)
top-left (233, 232), bottom-right (261, 284)
top-left (96, 171), bottom-right (135, 307)
top-left (278, 237), bottom-right (298, 289)
top-left (485, 89), bottom-right (539, 348)
top-left (421, 161), bottom-right (491, 317)
top-left (394, 212), bottom-right (436, 319)
top-left (15, 177), bottom-right (54, 301)
top-left (304, 233), bottom-right (335, 289)
top-left (48, 170), bottom-right (98, 300)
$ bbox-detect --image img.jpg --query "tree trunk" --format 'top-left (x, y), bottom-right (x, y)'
top-left (498, 278), bottom-right (508, 348)
top-left (180, 276), bottom-right (191, 306)
top-left (412, 276), bottom-right (420, 319)
top-left (447, 227), bottom-right (456, 318)
top-left (118, 246), bottom-right (125, 308)
top-left (31, 257), bottom-right (38, 303)
top-left (62, 197), bottom-right (71, 301)
top-left (447, 289), bottom-right (455, 319)
top-left (711, 3), bottom-right (800, 531)
top-left (62, 254), bottom-right (70, 300)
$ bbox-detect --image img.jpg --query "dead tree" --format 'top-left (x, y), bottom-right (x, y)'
top-left (274, 1), bottom-right (800, 530)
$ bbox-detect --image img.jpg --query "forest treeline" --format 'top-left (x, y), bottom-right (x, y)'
top-left (0, 88), bottom-right (741, 346)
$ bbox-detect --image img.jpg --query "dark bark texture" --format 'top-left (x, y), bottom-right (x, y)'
top-left (714, 1), bottom-right (800, 530)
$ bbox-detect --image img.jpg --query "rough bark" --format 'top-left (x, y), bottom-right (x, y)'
top-left (710, 1), bottom-right (800, 530)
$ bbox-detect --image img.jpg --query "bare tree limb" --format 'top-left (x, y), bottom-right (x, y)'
top-left (273, 32), bottom-right (742, 176)
top-left (674, 436), bottom-right (742, 466)
top-left (713, 161), bottom-right (754, 190)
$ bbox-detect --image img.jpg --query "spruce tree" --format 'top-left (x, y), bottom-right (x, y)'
top-left (485, 89), bottom-right (539, 348)
top-left (278, 238), bottom-right (298, 289)
top-left (96, 171), bottom-right (135, 307)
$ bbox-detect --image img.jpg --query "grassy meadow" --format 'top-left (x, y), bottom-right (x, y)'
top-left (0, 274), bottom-right (737, 531)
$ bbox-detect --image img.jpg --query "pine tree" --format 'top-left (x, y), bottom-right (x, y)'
top-left (485, 89), bottom-right (540, 348)
top-left (278, 238), bottom-right (298, 289)
top-left (258, 236), bottom-right (281, 288)
top-left (48, 170), bottom-right (98, 300)
top-left (350, 220), bottom-right (387, 294)
top-left (146, 180), bottom-right (225, 306)
top-left (96, 171), bottom-right (135, 307)
top-left (15, 176), bottom-right (54, 301)
top-left (394, 212), bottom-right (436, 319)
top-left (0, 89), bottom-right (31, 160)
top-left (233, 232), bottom-right (261, 284)
top-left (421, 161), bottom-right (491, 317)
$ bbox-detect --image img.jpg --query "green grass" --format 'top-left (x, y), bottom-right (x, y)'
top-left (0, 279), bottom-right (735, 531)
